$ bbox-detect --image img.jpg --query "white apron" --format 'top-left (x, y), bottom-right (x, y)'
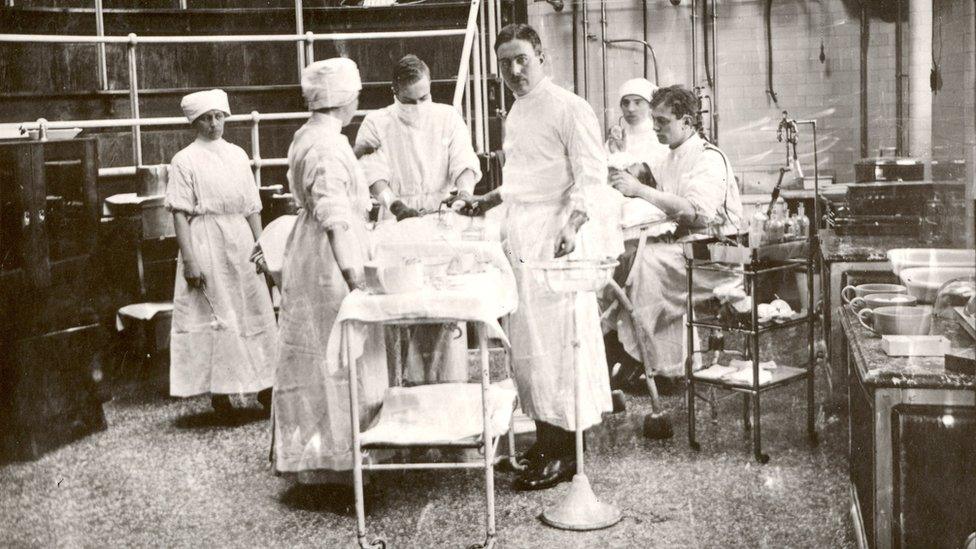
top-left (164, 138), bottom-right (277, 397)
top-left (272, 113), bottom-right (388, 481)
top-left (500, 78), bottom-right (617, 431)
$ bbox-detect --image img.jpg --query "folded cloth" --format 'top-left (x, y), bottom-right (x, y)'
top-left (116, 302), bottom-right (174, 331)
top-left (359, 380), bottom-right (518, 445)
top-left (694, 364), bottom-right (738, 380)
top-left (726, 360), bottom-right (777, 386)
top-left (621, 198), bottom-right (677, 239)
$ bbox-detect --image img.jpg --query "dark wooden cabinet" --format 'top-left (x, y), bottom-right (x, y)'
top-left (0, 138), bottom-right (108, 463)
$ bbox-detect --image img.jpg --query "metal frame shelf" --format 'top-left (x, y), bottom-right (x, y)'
top-left (684, 244), bottom-right (819, 464)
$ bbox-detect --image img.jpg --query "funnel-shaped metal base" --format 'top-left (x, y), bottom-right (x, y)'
top-left (540, 474), bottom-right (622, 531)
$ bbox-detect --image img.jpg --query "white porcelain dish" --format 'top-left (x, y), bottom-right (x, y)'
top-left (899, 267), bottom-right (976, 303)
top-left (887, 248), bottom-right (975, 276)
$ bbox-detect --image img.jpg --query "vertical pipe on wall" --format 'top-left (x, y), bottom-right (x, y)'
top-left (691, 0), bottom-right (698, 88)
top-left (95, 0), bottom-right (108, 91)
top-left (859, 3), bottom-right (869, 158)
top-left (895, 0), bottom-right (905, 155)
top-left (907, 0), bottom-right (933, 174)
top-left (126, 34), bottom-right (142, 167)
top-left (641, 0), bottom-right (648, 79)
top-left (295, 0), bottom-right (306, 77)
top-left (600, 0), bottom-right (609, 131)
top-left (572, 0), bottom-right (580, 95)
top-left (709, 0), bottom-right (718, 144)
top-left (581, 0), bottom-right (590, 100)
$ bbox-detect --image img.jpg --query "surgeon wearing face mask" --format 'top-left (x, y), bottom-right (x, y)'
top-left (354, 54), bottom-right (482, 222)
top-left (354, 54), bottom-right (482, 387)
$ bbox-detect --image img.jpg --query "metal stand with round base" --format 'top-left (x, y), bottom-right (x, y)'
top-left (529, 260), bottom-right (622, 533)
top-left (541, 474), bottom-right (622, 531)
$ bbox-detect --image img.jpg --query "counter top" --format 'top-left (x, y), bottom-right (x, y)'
top-left (818, 229), bottom-right (927, 263)
top-left (840, 305), bottom-right (975, 390)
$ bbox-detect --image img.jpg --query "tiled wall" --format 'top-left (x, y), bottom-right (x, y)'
top-left (527, 0), bottom-right (971, 191)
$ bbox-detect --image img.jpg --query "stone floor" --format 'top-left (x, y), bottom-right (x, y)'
top-left (1, 330), bottom-right (855, 548)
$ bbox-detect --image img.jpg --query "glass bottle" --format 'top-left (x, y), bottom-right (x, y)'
top-left (796, 203), bottom-right (810, 238)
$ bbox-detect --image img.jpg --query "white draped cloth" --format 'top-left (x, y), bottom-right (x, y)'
top-left (272, 113), bottom-right (388, 482)
top-left (496, 77), bottom-right (620, 432)
top-left (164, 138), bottom-right (277, 397)
top-left (612, 133), bottom-right (743, 377)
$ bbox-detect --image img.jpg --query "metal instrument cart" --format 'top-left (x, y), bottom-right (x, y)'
top-left (343, 315), bottom-right (516, 549)
top-left (684, 244), bottom-right (819, 463)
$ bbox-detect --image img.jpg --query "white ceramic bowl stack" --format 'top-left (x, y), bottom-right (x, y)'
top-left (887, 248), bottom-right (976, 304)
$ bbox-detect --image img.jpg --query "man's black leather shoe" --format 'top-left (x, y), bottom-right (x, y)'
top-left (498, 444), bottom-right (544, 473)
top-left (512, 454), bottom-right (576, 491)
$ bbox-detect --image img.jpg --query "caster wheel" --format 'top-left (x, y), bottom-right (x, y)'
top-left (690, 441), bottom-right (701, 452)
top-left (756, 453), bottom-right (770, 464)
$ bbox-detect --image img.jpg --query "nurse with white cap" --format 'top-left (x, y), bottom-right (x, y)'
top-left (607, 77), bottom-right (670, 173)
top-left (165, 88), bottom-right (277, 416)
top-left (271, 58), bottom-right (389, 484)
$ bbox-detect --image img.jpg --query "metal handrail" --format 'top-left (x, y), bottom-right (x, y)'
top-left (0, 28), bottom-right (466, 44)
top-left (5, 0), bottom-right (491, 180)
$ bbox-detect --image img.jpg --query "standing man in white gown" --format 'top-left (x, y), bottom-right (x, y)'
top-left (452, 23), bottom-right (620, 491)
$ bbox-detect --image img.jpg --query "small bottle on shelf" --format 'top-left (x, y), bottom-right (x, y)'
top-left (796, 203), bottom-right (810, 238)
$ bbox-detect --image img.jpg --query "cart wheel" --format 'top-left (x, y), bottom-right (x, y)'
top-left (364, 538), bottom-right (386, 549)
top-left (755, 453), bottom-right (770, 464)
top-left (689, 441), bottom-right (701, 452)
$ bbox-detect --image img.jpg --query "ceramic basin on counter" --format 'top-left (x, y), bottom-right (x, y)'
top-left (898, 267), bottom-right (976, 303)
top-left (887, 248), bottom-right (975, 276)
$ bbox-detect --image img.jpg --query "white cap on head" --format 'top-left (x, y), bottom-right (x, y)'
top-left (618, 78), bottom-right (657, 104)
top-left (180, 89), bottom-right (230, 123)
top-left (302, 57), bottom-right (362, 110)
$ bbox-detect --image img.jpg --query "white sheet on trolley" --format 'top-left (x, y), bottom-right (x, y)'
top-left (360, 380), bottom-right (518, 445)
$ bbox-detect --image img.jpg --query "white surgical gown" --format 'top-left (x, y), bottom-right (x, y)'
top-left (356, 102), bottom-right (482, 218)
top-left (498, 78), bottom-right (619, 432)
top-left (165, 138), bottom-right (277, 397)
top-left (613, 133), bottom-right (743, 377)
top-left (272, 113), bottom-right (388, 481)
top-left (356, 102), bottom-right (483, 385)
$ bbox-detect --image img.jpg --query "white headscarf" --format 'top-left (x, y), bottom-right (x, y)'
top-left (180, 89), bottom-right (231, 123)
top-left (302, 58), bottom-right (362, 110)
top-left (618, 78), bottom-right (657, 104)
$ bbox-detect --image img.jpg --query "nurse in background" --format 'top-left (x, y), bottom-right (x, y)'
top-left (606, 77), bottom-right (670, 172)
top-left (165, 89), bottom-right (276, 416)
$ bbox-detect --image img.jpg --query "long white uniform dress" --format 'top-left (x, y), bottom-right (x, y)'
top-left (165, 138), bottom-right (277, 397)
top-left (615, 133), bottom-right (743, 377)
top-left (272, 113), bottom-right (388, 483)
top-left (498, 78), bottom-right (618, 432)
top-left (355, 102), bottom-right (483, 385)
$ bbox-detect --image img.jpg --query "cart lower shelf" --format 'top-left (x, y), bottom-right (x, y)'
top-left (691, 365), bottom-right (811, 393)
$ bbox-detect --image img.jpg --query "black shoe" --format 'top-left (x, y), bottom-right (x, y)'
top-left (211, 394), bottom-right (234, 415)
top-left (512, 454), bottom-right (576, 491)
top-left (498, 443), bottom-right (544, 473)
top-left (257, 388), bottom-right (273, 413)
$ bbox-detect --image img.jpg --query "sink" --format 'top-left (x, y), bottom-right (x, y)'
top-left (898, 267), bottom-right (976, 303)
top-left (887, 248), bottom-right (975, 276)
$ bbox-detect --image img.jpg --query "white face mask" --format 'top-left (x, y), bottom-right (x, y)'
top-left (394, 97), bottom-right (430, 126)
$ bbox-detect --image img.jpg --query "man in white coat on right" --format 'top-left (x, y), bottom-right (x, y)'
top-left (609, 85), bottom-right (742, 387)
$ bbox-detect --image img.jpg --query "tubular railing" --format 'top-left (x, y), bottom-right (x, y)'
top-left (1, 0), bottom-right (502, 182)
